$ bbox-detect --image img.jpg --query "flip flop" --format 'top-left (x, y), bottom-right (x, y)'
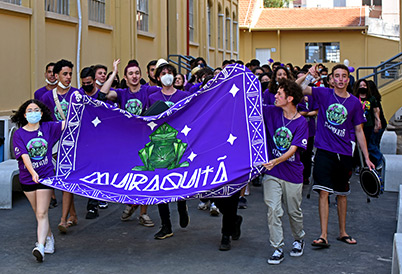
top-left (311, 237), bottom-right (330, 248)
top-left (336, 236), bottom-right (357, 245)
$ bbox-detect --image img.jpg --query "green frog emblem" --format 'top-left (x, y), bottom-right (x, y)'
top-left (133, 123), bottom-right (189, 171)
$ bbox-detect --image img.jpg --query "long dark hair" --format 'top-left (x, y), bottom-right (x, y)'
top-left (366, 80), bottom-right (381, 102)
top-left (268, 66), bottom-right (293, 95)
top-left (11, 99), bottom-right (53, 128)
top-left (353, 79), bottom-right (372, 98)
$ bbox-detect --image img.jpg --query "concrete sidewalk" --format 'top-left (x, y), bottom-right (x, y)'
top-left (0, 173), bottom-right (397, 274)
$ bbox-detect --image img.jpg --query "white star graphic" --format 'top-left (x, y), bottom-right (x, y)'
top-left (227, 134), bottom-right (237, 145)
top-left (37, 131), bottom-right (43, 137)
top-left (188, 152), bottom-right (197, 162)
top-left (147, 122), bottom-right (157, 130)
top-left (181, 125), bottom-right (192, 136)
top-left (229, 84), bottom-right (239, 97)
top-left (92, 117), bottom-right (101, 127)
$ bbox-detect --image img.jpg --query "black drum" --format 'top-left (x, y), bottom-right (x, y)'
top-left (359, 167), bottom-right (383, 198)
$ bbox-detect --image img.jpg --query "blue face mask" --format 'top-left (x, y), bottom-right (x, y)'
top-left (26, 112), bottom-right (42, 124)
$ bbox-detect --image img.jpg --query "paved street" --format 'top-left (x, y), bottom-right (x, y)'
top-left (0, 173), bottom-right (397, 274)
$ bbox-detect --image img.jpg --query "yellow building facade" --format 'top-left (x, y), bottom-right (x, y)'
top-left (0, 0), bottom-right (239, 115)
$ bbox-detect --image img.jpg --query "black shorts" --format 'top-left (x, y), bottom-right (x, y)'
top-left (312, 148), bottom-right (353, 196)
top-left (21, 183), bottom-right (53, 192)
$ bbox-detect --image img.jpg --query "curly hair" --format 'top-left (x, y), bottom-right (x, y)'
top-left (277, 79), bottom-right (303, 106)
top-left (268, 67), bottom-right (294, 95)
top-left (11, 99), bottom-right (54, 128)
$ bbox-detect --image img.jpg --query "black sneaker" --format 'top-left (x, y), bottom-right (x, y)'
top-left (290, 240), bottom-right (305, 257)
top-left (179, 206), bottom-right (190, 228)
top-left (219, 235), bottom-right (231, 251)
top-left (267, 249), bottom-right (284, 265)
top-left (99, 201), bottom-right (108, 209)
top-left (238, 197), bottom-right (247, 209)
top-left (154, 225), bottom-right (173, 240)
top-left (86, 208), bottom-right (99, 219)
top-left (49, 198), bottom-right (58, 209)
top-left (232, 215), bottom-right (243, 240)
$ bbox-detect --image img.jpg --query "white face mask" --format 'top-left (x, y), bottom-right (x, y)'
top-left (46, 79), bottom-right (58, 85)
top-left (161, 74), bottom-right (174, 87)
top-left (58, 81), bottom-right (71, 89)
top-left (96, 79), bottom-right (104, 86)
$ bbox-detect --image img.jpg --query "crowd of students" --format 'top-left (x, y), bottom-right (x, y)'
top-left (12, 56), bottom-right (384, 264)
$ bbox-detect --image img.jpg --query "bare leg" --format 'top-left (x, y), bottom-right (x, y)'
top-left (60, 191), bottom-right (73, 225)
top-left (25, 189), bottom-right (52, 245)
top-left (313, 190), bottom-right (329, 243)
top-left (140, 205), bottom-right (148, 215)
top-left (68, 198), bottom-right (78, 224)
top-left (337, 195), bottom-right (356, 243)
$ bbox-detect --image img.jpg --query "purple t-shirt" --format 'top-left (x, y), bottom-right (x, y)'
top-left (34, 86), bottom-right (51, 101)
top-left (184, 82), bottom-right (194, 91)
top-left (148, 89), bottom-right (190, 107)
top-left (41, 87), bottom-right (80, 121)
top-left (312, 87), bottom-right (366, 156)
top-left (13, 122), bottom-right (62, 185)
top-left (297, 95), bottom-right (318, 138)
top-left (114, 86), bottom-right (149, 115)
top-left (262, 90), bottom-right (276, 106)
top-left (263, 105), bottom-right (308, 184)
top-left (189, 82), bottom-right (202, 94)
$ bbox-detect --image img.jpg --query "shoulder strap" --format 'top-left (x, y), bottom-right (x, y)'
top-left (52, 88), bottom-right (66, 121)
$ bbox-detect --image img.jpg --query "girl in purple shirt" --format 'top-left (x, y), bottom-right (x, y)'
top-left (12, 99), bottom-right (65, 262)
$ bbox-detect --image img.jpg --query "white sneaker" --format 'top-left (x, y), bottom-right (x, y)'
top-left (44, 234), bottom-right (55, 254)
top-left (290, 240), bottom-right (305, 257)
top-left (32, 244), bottom-right (45, 262)
top-left (267, 248), bottom-right (284, 265)
top-left (210, 202), bottom-right (220, 216)
top-left (198, 201), bottom-right (208, 210)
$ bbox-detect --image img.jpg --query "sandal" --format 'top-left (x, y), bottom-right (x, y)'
top-left (67, 217), bottom-right (78, 227)
top-left (58, 222), bottom-right (68, 234)
top-left (311, 237), bottom-right (330, 248)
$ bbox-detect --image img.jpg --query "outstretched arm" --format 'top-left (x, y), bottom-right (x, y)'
top-left (100, 59), bottom-right (120, 100)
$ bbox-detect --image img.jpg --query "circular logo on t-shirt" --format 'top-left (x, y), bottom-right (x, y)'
top-left (273, 126), bottom-right (293, 151)
top-left (326, 103), bottom-right (348, 126)
top-left (54, 99), bottom-right (69, 121)
top-left (125, 99), bottom-right (143, 115)
top-left (26, 138), bottom-right (48, 160)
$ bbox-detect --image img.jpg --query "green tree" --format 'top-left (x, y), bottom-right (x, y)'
top-left (263, 0), bottom-right (290, 8)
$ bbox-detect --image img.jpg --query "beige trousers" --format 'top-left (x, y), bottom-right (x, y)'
top-left (262, 174), bottom-right (305, 249)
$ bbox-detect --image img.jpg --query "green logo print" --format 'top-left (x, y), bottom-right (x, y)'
top-left (133, 123), bottom-right (190, 171)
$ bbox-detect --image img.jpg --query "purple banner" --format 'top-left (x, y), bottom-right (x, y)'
top-left (41, 64), bottom-right (268, 205)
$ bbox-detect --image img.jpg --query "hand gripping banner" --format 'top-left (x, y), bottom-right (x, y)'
top-left (41, 64), bottom-right (268, 205)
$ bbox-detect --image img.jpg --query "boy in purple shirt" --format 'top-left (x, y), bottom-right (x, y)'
top-left (297, 64), bottom-right (375, 248)
top-left (262, 79), bottom-right (308, 264)
top-left (34, 62), bottom-right (58, 102)
top-left (40, 59), bottom-right (79, 233)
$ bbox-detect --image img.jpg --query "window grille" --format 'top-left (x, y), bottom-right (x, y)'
top-left (45, 0), bottom-right (70, 15)
top-left (88, 0), bottom-right (105, 24)
top-left (137, 0), bottom-right (149, 32)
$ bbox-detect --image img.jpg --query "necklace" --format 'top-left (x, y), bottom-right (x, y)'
top-left (333, 91), bottom-right (349, 105)
top-left (282, 111), bottom-right (298, 128)
top-left (162, 90), bottom-right (175, 102)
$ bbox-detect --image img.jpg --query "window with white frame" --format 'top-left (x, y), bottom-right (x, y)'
top-left (232, 12), bottom-right (238, 52)
top-left (225, 11), bottom-right (231, 51)
top-left (88, 0), bottom-right (105, 24)
top-left (0, 0), bottom-right (21, 5)
top-left (137, 0), bottom-right (149, 32)
top-left (305, 42), bottom-right (340, 63)
top-left (189, 0), bottom-right (194, 42)
top-left (207, 1), bottom-right (212, 47)
top-left (218, 8), bottom-right (223, 49)
top-left (45, 0), bottom-right (69, 15)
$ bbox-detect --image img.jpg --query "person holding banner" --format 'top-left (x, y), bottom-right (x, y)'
top-left (41, 59), bottom-right (80, 233)
top-left (99, 59), bottom-right (155, 227)
top-left (297, 64), bottom-right (375, 248)
top-left (11, 99), bottom-right (66, 262)
top-left (262, 79), bottom-right (308, 264)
